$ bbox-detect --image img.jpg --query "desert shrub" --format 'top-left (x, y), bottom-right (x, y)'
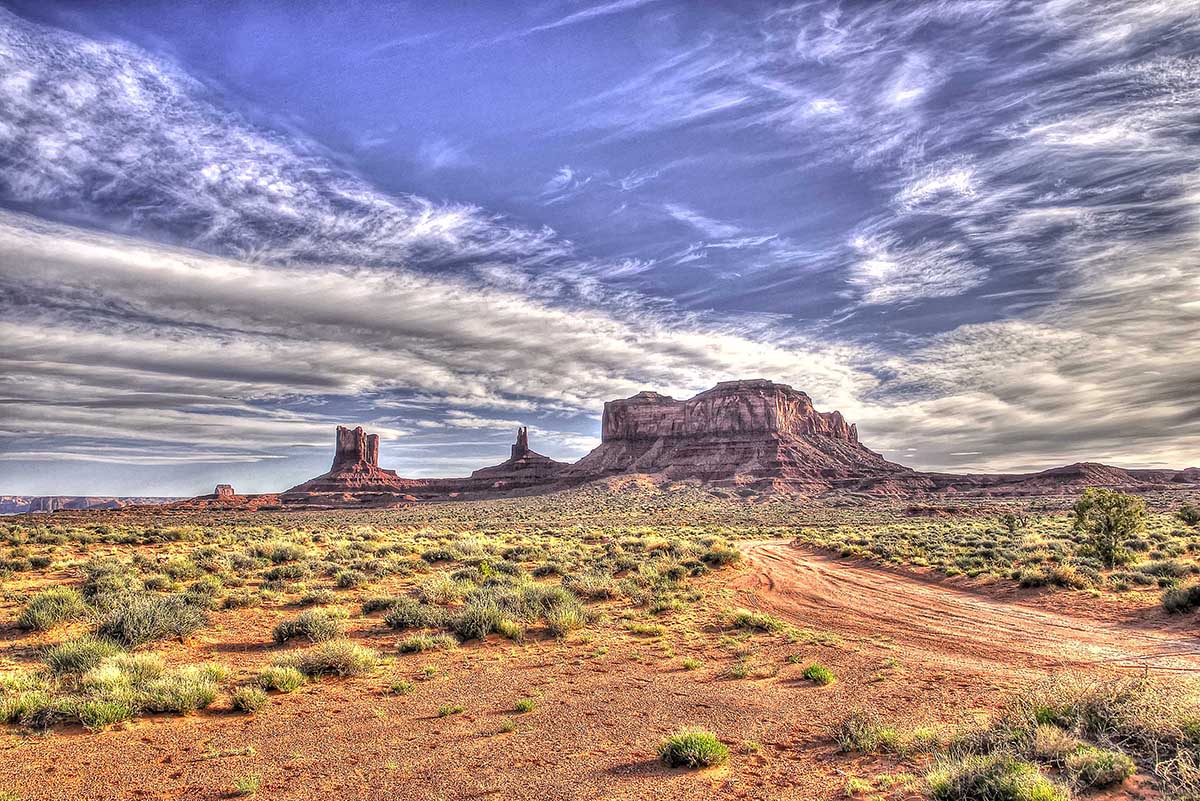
top-left (658, 729), bottom-right (730, 768)
top-left (231, 686), bottom-right (270, 714)
top-left (1031, 724), bottom-right (1078, 765)
top-left (701, 543), bottom-right (741, 567)
top-left (802, 663), bottom-right (836, 685)
top-left (835, 710), bottom-right (900, 753)
top-left (232, 774), bottom-right (261, 797)
top-left (1138, 559), bottom-right (1195, 579)
top-left (257, 665), bottom-right (305, 693)
top-left (283, 641), bottom-right (378, 677)
top-left (1178, 504), bottom-right (1200, 527)
top-left (927, 754), bottom-right (1066, 801)
top-left (135, 665), bottom-right (222, 713)
top-left (81, 557), bottom-right (143, 600)
top-left (438, 703), bottom-right (466, 717)
top-left (419, 573), bottom-right (473, 605)
top-left (263, 563), bottom-right (308, 582)
top-left (265, 542), bottom-right (307, 563)
top-left (451, 599), bottom-right (503, 640)
top-left (18, 587), bottom-right (90, 631)
top-left (1047, 564), bottom-right (1094, 590)
top-left (43, 636), bottom-right (124, 674)
top-left (382, 597), bottom-right (449, 630)
top-left (514, 697), bottom-right (536, 713)
top-left (1018, 568), bottom-right (1049, 588)
top-left (1163, 584), bottom-right (1200, 613)
top-left (298, 589), bottom-right (336, 606)
top-left (397, 633), bottom-right (458, 653)
top-left (1071, 489), bottom-right (1144, 568)
top-left (335, 569), bottom-right (366, 589)
top-left (361, 595), bottom-right (404, 614)
top-left (272, 609), bottom-right (342, 644)
top-left (95, 594), bottom-right (208, 647)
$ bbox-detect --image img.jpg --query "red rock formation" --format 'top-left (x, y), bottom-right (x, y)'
top-left (563, 380), bottom-right (913, 493)
top-left (214, 484), bottom-right (235, 498)
top-left (268, 382), bottom-right (1200, 506)
top-left (466, 427), bottom-right (567, 490)
top-left (281, 426), bottom-right (426, 502)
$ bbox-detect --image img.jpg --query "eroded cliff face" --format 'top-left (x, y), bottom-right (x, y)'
top-left (568, 380), bottom-right (907, 492)
top-left (601, 380), bottom-right (858, 442)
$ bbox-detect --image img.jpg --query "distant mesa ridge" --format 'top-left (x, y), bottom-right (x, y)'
top-left (251, 379), bottom-right (1199, 508)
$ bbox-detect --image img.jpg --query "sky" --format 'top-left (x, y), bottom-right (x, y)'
top-left (0, 0), bottom-right (1197, 496)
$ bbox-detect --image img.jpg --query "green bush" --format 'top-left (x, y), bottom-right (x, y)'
top-left (1071, 489), bottom-right (1144, 568)
top-left (1177, 504), bottom-right (1200, 527)
top-left (17, 587), bottom-right (90, 631)
top-left (335, 569), bottom-right (366, 589)
top-left (802, 663), bottom-right (836, 685)
top-left (835, 710), bottom-right (899, 753)
top-left (658, 729), bottom-right (730, 768)
top-left (74, 698), bottom-right (135, 731)
top-left (451, 599), bottom-right (503, 640)
top-left (382, 597), bottom-right (448, 630)
top-left (728, 608), bottom-right (784, 632)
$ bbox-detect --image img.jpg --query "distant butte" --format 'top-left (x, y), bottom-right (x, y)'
top-left (205, 379), bottom-right (1199, 509)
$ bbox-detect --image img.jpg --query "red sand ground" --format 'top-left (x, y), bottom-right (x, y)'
top-left (0, 541), bottom-right (1194, 800)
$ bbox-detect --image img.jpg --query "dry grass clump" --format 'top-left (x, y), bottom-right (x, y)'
top-left (272, 609), bottom-right (344, 644)
top-left (276, 641), bottom-right (378, 678)
top-left (17, 588), bottom-right (90, 631)
top-left (0, 651), bottom-right (225, 732)
top-left (847, 675), bottom-right (1199, 800)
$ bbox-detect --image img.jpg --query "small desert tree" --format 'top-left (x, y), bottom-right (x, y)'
top-left (1178, 504), bottom-right (1200, 528)
top-left (1071, 488), bottom-right (1144, 568)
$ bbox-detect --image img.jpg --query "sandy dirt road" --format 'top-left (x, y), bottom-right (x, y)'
top-left (732, 540), bottom-right (1200, 675)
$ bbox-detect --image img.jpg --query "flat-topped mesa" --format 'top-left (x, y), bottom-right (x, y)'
top-left (565, 379), bottom-right (903, 492)
top-left (601, 379), bottom-right (858, 443)
top-left (214, 484), bottom-right (235, 498)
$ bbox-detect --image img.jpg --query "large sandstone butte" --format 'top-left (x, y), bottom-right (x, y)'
top-left (563, 379), bottom-right (915, 492)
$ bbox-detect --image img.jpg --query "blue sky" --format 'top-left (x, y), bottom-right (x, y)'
top-left (0, 0), bottom-right (1198, 495)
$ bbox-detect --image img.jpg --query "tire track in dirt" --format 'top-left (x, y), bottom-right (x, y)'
top-left (731, 540), bottom-right (1200, 674)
